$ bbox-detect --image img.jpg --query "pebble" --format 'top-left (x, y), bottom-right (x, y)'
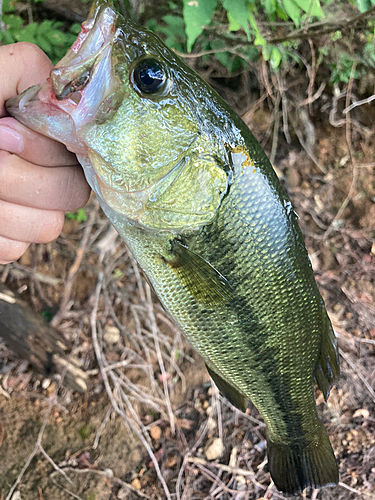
top-left (103, 325), bottom-right (121, 344)
top-left (150, 425), bottom-right (162, 441)
top-left (165, 453), bottom-right (178, 467)
top-left (353, 409), bottom-right (370, 419)
top-left (204, 437), bottom-right (224, 460)
top-left (42, 378), bottom-right (51, 389)
top-left (131, 478), bottom-right (141, 490)
top-left (117, 489), bottom-right (129, 499)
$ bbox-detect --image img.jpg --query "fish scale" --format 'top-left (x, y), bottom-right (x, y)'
top-left (6, 0), bottom-right (339, 493)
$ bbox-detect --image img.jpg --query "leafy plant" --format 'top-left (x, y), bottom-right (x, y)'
top-left (147, 0), bottom-right (375, 83)
top-left (66, 208), bottom-right (88, 223)
top-left (0, 0), bottom-right (80, 64)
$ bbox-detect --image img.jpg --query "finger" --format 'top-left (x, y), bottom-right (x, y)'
top-left (0, 43), bottom-right (78, 166)
top-left (0, 43), bottom-right (52, 117)
top-left (0, 235), bottom-right (29, 265)
top-left (0, 151), bottom-right (91, 211)
top-left (0, 199), bottom-right (64, 244)
top-left (0, 117), bottom-right (78, 167)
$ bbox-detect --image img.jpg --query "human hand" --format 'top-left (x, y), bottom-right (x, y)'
top-left (0, 43), bottom-right (91, 265)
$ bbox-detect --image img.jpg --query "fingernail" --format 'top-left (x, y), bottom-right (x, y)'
top-left (0, 126), bottom-right (24, 154)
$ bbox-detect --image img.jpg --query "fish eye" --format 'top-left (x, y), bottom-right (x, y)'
top-left (132, 58), bottom-right (166, 94)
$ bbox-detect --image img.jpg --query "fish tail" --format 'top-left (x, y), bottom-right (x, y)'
top-left (267, 422), bottom-right (339, 494)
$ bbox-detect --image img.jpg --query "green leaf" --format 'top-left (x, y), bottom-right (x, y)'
top-left (35, 34), bottom-right (52, 54)
top-left (283, 0), bottom-right (301, 26)
top-left (162, 15), bottom-right (186, 39)
top-left (76, 208), bottom-right (88, 222)
top-left (163, 14), bottom-right (185, 29)
top-left (223, 0), bottom-right (251, 38)
top-left (48, 30), bottom-right (68, 46)
top-left (227, 11), bottom-right (241, 31)
top-left (228, 55), bottom-right (246, 72)
top-left (248, 12), bottom-right (266, 45)
top-left (292, 0), bottom-right (324, 17)
top-left (275, 4), bottom-right (288, 19)
top-left (37, 20), bottom-right (54, 35)
top-left (16, 23), bottom-right (38, 43)
top-left (3, 29), bottom-right (16, 43)
top-left (70, 23), bottom-right (82, 35)
top-left (2, 14), bottom-right (23, 31)
top-left (210, 39), bottom-right (230, 68)
top-left (2, 0), bottom-right (17, 13)
top-left (242, 45), bottom-right (259, 61)
top-left (214, 51), bottom-right (230, 68)
top-left (264, 0), bottom-right (276, 13)
top-left (183, 0), bottom-right (217, 52)
top-left (355, 0), bottom-right (371, 11)
top-left (66, 208), bottom-right (88, 222)
top-left (270, 46), bottom-right (282, 68)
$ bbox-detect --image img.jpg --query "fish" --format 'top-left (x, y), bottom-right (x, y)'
top-left (6, 0), bottom-right (339, 493)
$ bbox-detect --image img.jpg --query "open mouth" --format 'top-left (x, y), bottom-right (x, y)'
top-left (5, 0), bottom-right (119, 155)
top-left (50, 2), bottom-right (118, 102)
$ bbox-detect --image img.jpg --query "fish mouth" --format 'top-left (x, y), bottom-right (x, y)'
top-left (50, 0), bottom-right (118, 102)
top-left (6, 0), bottom-right (119, 154)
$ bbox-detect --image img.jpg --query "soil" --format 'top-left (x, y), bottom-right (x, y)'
top-left (0, 394), bottom-right (143, 499)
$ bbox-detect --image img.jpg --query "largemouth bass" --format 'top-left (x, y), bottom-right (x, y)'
top-left (6, 0), bottom-right (339, 493)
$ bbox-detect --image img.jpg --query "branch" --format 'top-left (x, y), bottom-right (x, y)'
top-left (175, 6), bottom-right (375, 60)
top-left (0, 284), bottom-right (87, 392)
top-left (266, 6), bottom-right (375, 44)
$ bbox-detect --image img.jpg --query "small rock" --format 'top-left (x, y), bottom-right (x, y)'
top-left (353, 409), bottom-right (370, 419)
top-left (150, 425), bottom-right (162, 441)
top-left (46, 382), bottom-right (57, 395)
top-left (207, 417), bottom-right (217, 431)
top-left (103, 468), bottom-right (114, 478)
top-left (131, 478), bottom-right (141, 490)
top-left (42, 378), bottom-right (51, 389)
top-left (204, 437), bottom-right (224, 460)
top-left (165, 453), bottom-right (178, 468)
top-left (118, 488), bottom-right (130, 499)
top-left (236, 475), bottom-right (247, 490)
top-left (11, 493), bottom-right (21, 500)
top-left (117, 488), bottom-right (129, 499)
top-left (103, 325), bottom-right (121, 344)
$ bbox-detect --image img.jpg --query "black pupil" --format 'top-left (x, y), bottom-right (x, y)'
top-left (135, 60), bottom-right (165, 93)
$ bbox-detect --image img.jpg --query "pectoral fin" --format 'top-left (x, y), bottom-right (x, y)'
top-left (164, 240), bottom-right (234, 308)
top-left (206, 365), bottom-right (247, 412)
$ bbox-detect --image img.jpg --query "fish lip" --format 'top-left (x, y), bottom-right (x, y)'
top-left (5, 85), bottom-right (40, 116)
top-left (50, 4), bottom-right (118, 100)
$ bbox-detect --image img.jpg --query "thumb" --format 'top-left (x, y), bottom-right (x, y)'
top-left (0, 42), bottom-right (53, 118)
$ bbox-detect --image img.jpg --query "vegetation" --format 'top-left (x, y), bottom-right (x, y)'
top-left (0, 0), bottom-right (374, 81)
top-left (0, 0), bottom-right (81, 63)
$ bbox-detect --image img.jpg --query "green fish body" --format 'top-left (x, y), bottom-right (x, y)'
top-left (6, 0), bottom-right (339, 493)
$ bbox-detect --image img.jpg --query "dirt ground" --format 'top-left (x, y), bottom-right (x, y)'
top-left (0, 29), bottom-right (374, 500)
